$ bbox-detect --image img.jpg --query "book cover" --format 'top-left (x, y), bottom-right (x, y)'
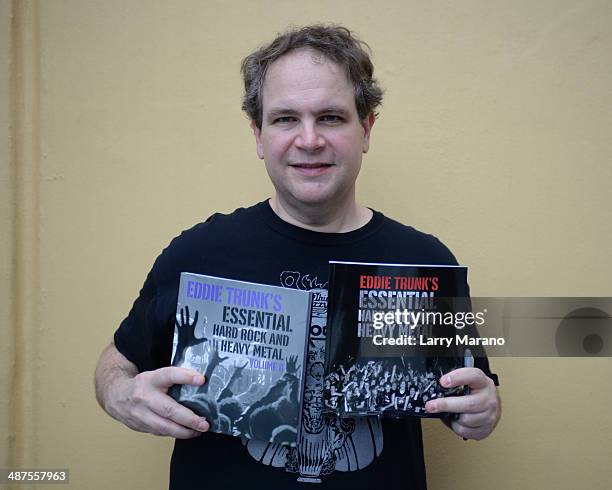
top-left (324, 261), bottom-right (472, 419)
top-left (170, 272), bottom-right (312, 446)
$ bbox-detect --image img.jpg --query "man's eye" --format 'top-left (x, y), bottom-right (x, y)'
top-left (273, 116), bottom-right (296, 124)
top-left (320, 115), bottom-right (343, 123)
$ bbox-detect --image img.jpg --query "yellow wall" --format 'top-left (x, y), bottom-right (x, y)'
top-left (2, 1), bottom-right (611, 489)
top-left (1, 0), bottom-right (15, 473)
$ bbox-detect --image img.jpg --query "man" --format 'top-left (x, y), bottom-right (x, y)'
top-left (95, 25), bottom-right (500, 489)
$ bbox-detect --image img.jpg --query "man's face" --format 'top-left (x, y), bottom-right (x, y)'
top-left (252, 49), bottom-right (374, 211)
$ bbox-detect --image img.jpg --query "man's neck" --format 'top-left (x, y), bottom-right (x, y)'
top-left (269, 196), bottom-right (373, 233)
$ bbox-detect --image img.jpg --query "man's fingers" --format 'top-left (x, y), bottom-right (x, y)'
top-left (146, 367), bottom-right (205, 389)
top-left (425, 393), bottom-right (486, 414)
top-left (452, 411), bottom-right (491, 428)
top-left (450, 420), bottom-right (490, 441)
top-left (148, 394), bottom-right (210, 433)
top-left (127, 371), bottom-right (209, 437)
top-left (137, 409), bottom-right (205, 439)
top-left (429, 368), bottom-right (500, 440)
top-left (439, 367), bottom-right (492, 391)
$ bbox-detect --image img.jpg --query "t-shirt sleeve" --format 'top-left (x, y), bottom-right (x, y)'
top-left (113, 250), bottom-right (181, 373)
top-left (114, 266), bottom-right (163, 373)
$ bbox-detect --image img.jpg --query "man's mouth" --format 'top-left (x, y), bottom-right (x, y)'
top-left (289, 162), bottom-right (334, 176)
top-left (290, 163), bottom-right (333, 168)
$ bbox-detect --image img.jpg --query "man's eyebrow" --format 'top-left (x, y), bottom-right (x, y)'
top-left (318, 106), bottom-right (350, 115)
top-left (266, 107), bottom-right (351, 118)
top-left (266, 108), bottom-right (299, 119)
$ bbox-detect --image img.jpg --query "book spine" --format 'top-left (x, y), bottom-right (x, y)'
top-left (295, 291), bottom-right (314, 445)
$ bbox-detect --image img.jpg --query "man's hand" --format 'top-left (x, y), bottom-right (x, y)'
top-left (425, 367), bottom-right (501, 441)
top-left (95, 343), bottom-right (210, 439)
top-left (117, 367), bottom-right (211, 438)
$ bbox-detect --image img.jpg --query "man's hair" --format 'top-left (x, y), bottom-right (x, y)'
top-left (241, 24), bottom-right (384, 128)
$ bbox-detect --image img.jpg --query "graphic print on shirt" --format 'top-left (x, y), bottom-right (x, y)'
top-left (243, 271), bottom-right (383, 483)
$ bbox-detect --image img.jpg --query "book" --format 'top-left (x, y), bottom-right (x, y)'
top-left (324, 261), bottom-right (472, 418)
top-left (170, 272), bottom-right (312, 446)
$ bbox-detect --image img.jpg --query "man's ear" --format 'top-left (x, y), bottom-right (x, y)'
top-left (361, 112), bottom-right (376, 154)
top-left (250, 120), bottom-right (264, 160)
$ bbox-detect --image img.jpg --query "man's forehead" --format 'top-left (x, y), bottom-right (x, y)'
top-left (307, 49), bottom-right (326, 65)
top-left (266, 48), bottom-right (343, 76)
top-left (262, 50), bottom-right (349, 92)
top-left (261, 49), bottom-right (354, 113)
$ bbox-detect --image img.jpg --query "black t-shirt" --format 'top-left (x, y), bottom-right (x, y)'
top-left (114, 200), bottom-right (495, 490)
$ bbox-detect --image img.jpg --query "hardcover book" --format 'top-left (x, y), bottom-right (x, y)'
top-left (170, 272), bottom-right (312, 446)
top-left (324, 261), bottom-right (473, 419)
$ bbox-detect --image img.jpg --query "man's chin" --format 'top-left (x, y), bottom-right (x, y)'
top-left (285, 191), bottom-right (339, 209)
top-left (281, 192), bottom-right (358, 216)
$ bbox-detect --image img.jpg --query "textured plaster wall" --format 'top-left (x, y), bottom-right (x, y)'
top-left (1, 0), bottom-right (14, 469)
top-left (2, 1), bottom-right (611, 489)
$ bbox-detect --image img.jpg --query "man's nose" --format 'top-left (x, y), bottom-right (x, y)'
top-left (295, 122), bottom-right (324, 151)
